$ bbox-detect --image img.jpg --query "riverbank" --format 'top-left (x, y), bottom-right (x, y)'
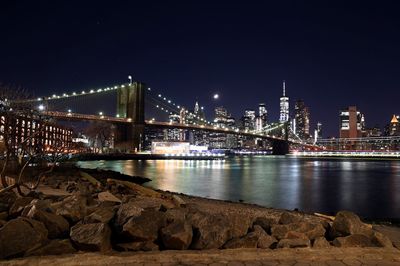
top-left (0, 166), bottom-right (399, 264)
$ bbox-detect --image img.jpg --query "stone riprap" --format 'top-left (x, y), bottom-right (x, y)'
top-left (0, 168), bottom-right (398, 261)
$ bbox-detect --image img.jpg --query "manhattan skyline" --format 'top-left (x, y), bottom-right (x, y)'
top-left (1, 1), bottom-right (400, 136)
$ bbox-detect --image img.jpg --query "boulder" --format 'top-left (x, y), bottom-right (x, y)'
top-left (122, 210), bottom-right (166, 242)
top-left (330, 211), bottom-right (371, 238)
top-left (21, 199), bottom-right (53, 216)
top-left (0, 217), bottom-right (48, 259)
top-left (277, 238), bottom-right (310, 248)
top-left (165, 208), bottom-right (187, 224)
top-left (271, 221), bottom-right (325, 240)
top-left (56, 194), bottom-right (88, 223)
top-left (224, 225), bottom-right (277, 249)
top-left (129, 196), bottom-right (174, 211)
top-left (253, 216), bottom-right (279, 234)
top-left (172, 195), bottom-right (186, 207)
top-left (333, 234), bottom-right (374, 247)
top-left (161, 220), bottom-right (193, 250)
top-left (25, 207), bottom-right (69, 239)
top-left (313, 237), bottom-right (331, 248)
top-left (371, 231), bottom-right (393, 248)
top-left (114, 202), bottom-right (143, 228)
top-left (25, 239), bottom-right (76, 256)
top-left (83, 207), bottom-right (116, 224)
top-left (254, 225), bottom-right (277, 249)
top-left (98, 191), bottom-right (122, 203)
top-left (279, 212), bottom-right (302, 225)
top-left (284, 231), bottom-right (308, 240)
top-left (223, 232), bottom-right (259, 249)
top-left (9, 197), bottom-right (34, 218)
top-left (0, 191), bottom-right (17, 212)
top-left (188, 211), bottom-right (231, 250)
top-left (70, 222), bottom-right (111, 252)
top-left (227, 213), bottom-right (253, 239)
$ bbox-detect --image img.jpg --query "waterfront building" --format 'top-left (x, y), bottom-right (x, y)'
top-left (210, 106), bottom-right (228, 148)
top-left (387, 115), bottom-right (400, 136)
top-left (0, 113), bottom-right (72, 153)
top-left (294, 99), bottom-right (310, 140)
top-left (279, 81), bottom-right (289, 123)
top-left (164, 114), bottom-right (182, 141)
top-left (339, 106), bottom-right (363, 138)
top-left (365, 126), bottom-right (382, 137)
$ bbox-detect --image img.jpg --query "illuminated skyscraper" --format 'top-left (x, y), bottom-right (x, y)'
top-left (279, 81), bottom-right (289, 123)
top-left (294, 99), bottom-right (310, 140)
top-left (339, 106), bottom-right (363, 138)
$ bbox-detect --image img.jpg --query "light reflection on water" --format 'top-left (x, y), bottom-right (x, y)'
top-left (77, 157), bottom-right (400, 219)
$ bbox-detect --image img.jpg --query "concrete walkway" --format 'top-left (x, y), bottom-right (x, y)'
top-left (1, 248), bottom-right (399, 266)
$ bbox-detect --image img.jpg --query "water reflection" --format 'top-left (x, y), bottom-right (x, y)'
top-left (77, 157), bottom-right (400, 219)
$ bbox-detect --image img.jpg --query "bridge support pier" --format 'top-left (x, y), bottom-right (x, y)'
top-left (114, 82), bottom-right (145, 152)
top-left (272, 140), bottom-right (289, 155)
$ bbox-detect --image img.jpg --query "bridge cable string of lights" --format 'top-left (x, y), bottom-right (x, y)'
top-left (9, 81), bottom-right (308, 143)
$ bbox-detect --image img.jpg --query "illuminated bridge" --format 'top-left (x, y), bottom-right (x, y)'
top-left (13, 81), bottom-right (319, 155)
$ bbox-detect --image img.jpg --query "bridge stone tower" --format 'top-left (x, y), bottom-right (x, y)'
top-left (115, 82), bottom-right (146, 152)
top-left (272, 122), bottom-right (290, 155)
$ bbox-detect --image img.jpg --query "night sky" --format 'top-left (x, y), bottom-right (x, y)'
top-left (1, 1), bottom-right (400, 137)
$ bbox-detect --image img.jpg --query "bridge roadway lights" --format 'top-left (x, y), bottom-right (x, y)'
top-left (272, 140), bottom-right (289, 155)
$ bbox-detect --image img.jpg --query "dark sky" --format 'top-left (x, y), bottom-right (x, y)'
top-left (1, 1), bottom-right (400, 137)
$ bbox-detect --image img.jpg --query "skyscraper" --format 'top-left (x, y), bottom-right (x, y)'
top-left (339, 106), bottom-right (364, 138)
top-left (294, 99), bottom-right (310, 140)
top-left (257, 103), bottom-right (268, 130)
top-left (242, 109), bottom-right (256, 131)
top-left (279, 81), bottom-right (289, 123)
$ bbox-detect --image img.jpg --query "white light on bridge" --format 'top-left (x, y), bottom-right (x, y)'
top-left (99, 112), bottom-right (103, 116)
top-left (213, 94), bottom-right (219, 99)
top-left (158, 94), bottom-right (162, 97)
top-left (68, 109), bottom-right (72, 113)
top-left (72, 92), bottom-right (76, 95)
top-left (38, 104), bottom-right (45, 111)
top-left (82, 91), bottom-right (86, 94)
top-left (147, 87), bottom-right (151, 91)
top-left (52, 94), bottom-right (57, 98)
top-left (37, 97), bottom-right (42, 101)
top-left (90, 90), bottom-right (94, 93)
top-left (168, 100), bottom-right (171, 103)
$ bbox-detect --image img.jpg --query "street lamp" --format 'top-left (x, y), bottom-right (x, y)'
top-left (128, 75), bottom-right (132, 85)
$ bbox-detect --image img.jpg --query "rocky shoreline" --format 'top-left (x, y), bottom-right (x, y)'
top-left (0, 166), bottom-right (397, 260)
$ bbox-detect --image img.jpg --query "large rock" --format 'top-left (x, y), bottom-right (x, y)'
top-left (255, 226), bottom-right (278, 249)
top-left (330, 211), bottom-right (371, 238)
top-left (227, 213), bottom-right (252, 239)
top-left (114, 202), bottom-right (143, 229)
top-left (56, 194), bottom-right (88, 223)
top-left (98, 191), bottom-right (122, 203)
top-left (223, 232), bottom-right (259, 249)
top-left (25, 239), bottom-right (76, 256)
top-left (279, 212), bottom-right (302, 225)
top-left (129, 196), bottom-right (174, 211)
top-left (70, 222), bottom-right (111, 252)
top-left (0, 191), bottom-right (17, 212)
top-left (333, 234), bottom-right (374, 247)
top-left (160, 220), bottom-right (193, 250)
top-left (271, 221), bottom-right (325, 240)
top-left (9, 197), bottom-right (34, 218)
top-left (122, 210), bottom-right (165, 242)
top-left (253, 216), bottom-right (279, 234)
top-left (21, 199), bottom-right (53, 216)
top-left (371, 231), bottom-right (393, 248)
top-left (277, 238), bottom-right (310, 248)
top-left (83, 207), bottom-right (116, 224)
top-left (165, 208), bottom-right (187, 224)
top-left (188, 211), bottom-right (231, 250)
top-left (25, 207), bottom-right (69, 239)
top-left (0, 217), bottom-right (48, 259)
top-left (313, 237), bottom-right (331, 248)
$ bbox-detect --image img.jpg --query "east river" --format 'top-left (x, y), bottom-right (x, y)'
top-left (77, 156), bottom-right (400, 220)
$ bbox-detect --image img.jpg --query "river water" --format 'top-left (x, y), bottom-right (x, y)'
top-left (77, 156), bottom-right (400, 220)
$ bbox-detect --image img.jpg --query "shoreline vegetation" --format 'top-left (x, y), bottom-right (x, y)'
top-left (0, 165), bottom-right (398, 260)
